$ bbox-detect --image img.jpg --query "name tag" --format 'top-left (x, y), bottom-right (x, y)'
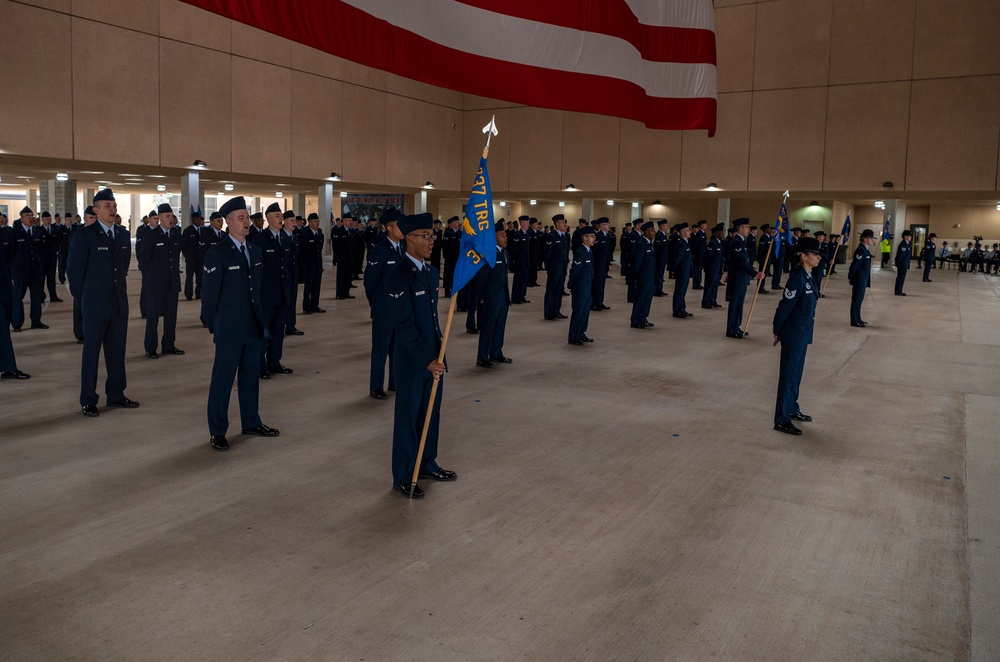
top-left (98, 246), bottom-right (109, 251)
top-left (266, 249), bottom-right (275, 253)
top-left (229, 265), bottom-right (240, 270)
top-left (156, 242), bottom-right (165, 246)
top-left (415, 290), bottom-right (426, 296)
top-left (387, 260), bottom-right (396, 264)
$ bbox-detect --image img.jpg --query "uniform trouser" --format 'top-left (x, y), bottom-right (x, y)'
top-left (774, 340), bottom-right (808, 425)
top-left (139, 272), bottom-right (148, 317)
top-left (144, 290), bottom-right (178, 353)
top-left (511, 266), bottom-right (529, 302)
top-left (758, 259), bottom-right (771, 292)
top-left (336, 261), bottom-right (353, 297)
top-left (369, 316), bottom-right (396, 391)
top-left (568, 291), bottom-right (592, 342)
top-left (630, 282), bottom-right (653, 325)
top-left (391, 365), bottom-right (442, 485)
top-left (0, 300), bottom-right (17, 372)
top-left (724, 276), bottom-right (733, 302)
top-left (620, 253), bottom-right (629, 276)
top-left (672, 274), bottom-right (689, 315)
top-left (812, 263), bottom-right (826, 286)
top-left (923, 260), bottom-right (933, 280)
top-left (654, 259), bottom-right (667, 295)
top-left (44, 259), bottom-right (58, 299)
top-left (302, 269), bottom-right (321, 311)
top-left (11, 275), bottom-right (42, 328)
top-left (850, 283), bottom-right (866, 324)
top-left (285, 283), bottom-right (299, 332)
top-left (80, 310), bottom-right (128, 407)
top-left (692, 257), bottom-right (704, 288)
top-left (528, 259), bottom-right (538, 285)
top-left (727, 284), bottom-right (747, 335)
top-left (58, 249), bottom-right (68, 283)
top-left (73, 298), bottom-right (83, 341)
top-left (260, 304), bottom-right (287, 371)
top-left (443, 262), bottom-right (455, 296)
top-left (591, 269), bottom-right (607, 306)
top-left (544, 267), bottom-right (566, 317)
top-left (771, 263), bottom-right (783, 290)
top-left (702, 272), bottom-right (720, 307)
top-left (627, 277), bottom-right (637, 302)
top-left (477, 301), bottom-right (508, 361)
top-left (207, 336), bottom-right (262, 436)
top-left (894, 267), bottom-right (907, 294)
top-left (184, 254), bottom-right (202, 299)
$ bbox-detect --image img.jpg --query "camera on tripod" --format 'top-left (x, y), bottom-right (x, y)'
top-left (973, 235), bottom-right (983, 242)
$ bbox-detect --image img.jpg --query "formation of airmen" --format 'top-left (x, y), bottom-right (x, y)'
top-left (0, 193), bottom-right (946, 495)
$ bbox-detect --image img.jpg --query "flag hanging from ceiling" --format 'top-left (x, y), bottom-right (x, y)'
top-left (180, 0), bottom-right (718, 134)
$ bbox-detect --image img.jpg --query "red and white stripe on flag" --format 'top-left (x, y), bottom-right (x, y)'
top-left (180, 0), bottom-right (718, 134)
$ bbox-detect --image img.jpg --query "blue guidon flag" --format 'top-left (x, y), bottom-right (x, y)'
top-left (451, 157), bottom-right (496, 293)
top-left (880, 216), bottom-right (890, 241)
top-left (774, 202), bottom-right (789, 260)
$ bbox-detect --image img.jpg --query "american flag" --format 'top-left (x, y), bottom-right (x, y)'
top-left (181, 0), bottom-right (718, 134)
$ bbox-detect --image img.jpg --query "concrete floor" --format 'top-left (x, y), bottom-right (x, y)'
top-left (2, 259), bottom-right (997, 661)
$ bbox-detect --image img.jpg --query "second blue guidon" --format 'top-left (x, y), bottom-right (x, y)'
top-left (774, 202), bottom-right (789, 260)
top-left (841, 213), bottom-right (852, 240)
top-left (451, 156), bottom-right (496, 293)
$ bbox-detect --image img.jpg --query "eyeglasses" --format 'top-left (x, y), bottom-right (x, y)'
top-left (410, 233), bottom-right (434, 241)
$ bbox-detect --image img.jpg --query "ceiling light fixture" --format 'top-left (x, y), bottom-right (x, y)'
top-left (564, 184), bottom-right (577, 191)
top-left (499, 201), bottom-right (506, 207)
top-left (810, 201), bottom-right (819, 206)
top-left (192, 160), bottom-right (207, 169)
top-left (56, 172), bottom-right (68, 181)
top-left (156, 184), bottom-right (166, 192)
top-left (224, 184), bottom-right (234, 191)
top-left (606, 200), bottom-right (614, 206)
top-left (330, 172), bottom-right (341, 181)
top-left (529, 199), bottom-right (537, 206)
top-left (558, 201), bottom-right (566, 207)
top-left (423, 181), bottom-right (434, 189)
top-left (275, 192), bottom-right (283, 198)
top-left (632, 202), bottom-right (639, 208)
top-left (706, 183), bottom-right (718, 190)
top-left (340, 191), bottom-right (348, 198)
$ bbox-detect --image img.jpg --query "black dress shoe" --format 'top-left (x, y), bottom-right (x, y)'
top-left (672, 313), bottom-right (688, 318)
top-left (653, 292), bottom-right (665, 297)
top-left (370, 389), bottom-right (388, 400)
top-left (630, 323), bottom-right (647, 329)
top-left (303, 309), bottom-right (314, 314)
top-left (466, 328), bottom-right (479, 334)
top-left (544, 316), bottom-right (557, 321)
top-left (50, 297), bottom-right (64, 302)
top-left (702, 305), bottom-right (713, 309)
top-left (162, 347), bottom-right (185, 355)
top-left (491, 355), bottom-right (513, 364)
top-left (286, 328), bottom-right (304, 335)
top-left (210, 435), bottom-right (230, 451)
top-left (851, 322), bottom-right (865, 327)
top-left (1, 370), bottom-right (31, 379)
top-left (30, 323), bottom-right (49, 329)
top-left (145, 351), bottom-right (160, 359)
top-left (387, 385), bottom-right (395, 392)
top-left (315, 307), bottom-right (327, 313)
top-left (712, 304), bottom-right (722, 308)
top-left (685, 312), bottom-right (694, 317)
top-left (393, 483), bottom-right (424, 498)
top-left (726, 331), bottom-right (745, 339)
top-left (107, 397), bottom-right (140, 409)
top-left (923, 279), bottom-right (932, 282)
top-left (789, 411), bottom-right (812, 422)
top-left (270, 364), bottom-right (293, 374)
top-left (140, 315), bottom-right (146, 320)
top-left (476, 360), bottom-right (494, 369)
top-left (774, 421), bottom-right (803, 435)
top-left (259, 370), bottom-right (271, 380)
top-left (556, 313), bottom-right (568, 319)
top-left (561, 291), bottom-right (570, 296)
top-left (457, 307), bottom-right (468, 313)
top-left (569, 339), bottom-right (584, 345)
top-left (82, 404), bottom-right (99, 417)
top-left (759, 289), bottom-right (769, 294)
top-left (643, 321), bottom-right (654, 327)
top-left (692, 285), bottom-right (703, 290)
top-left (419, 468), bottom-right (457, 481)
top-left (242, 424), bottom-right (280, 437)
top-left (859, 321), bottom-right (868, 327)
top-left (582, 336), bottom-right (594, 342)
top-left (12, 327), bottom-right (21, 332)
top-left (521, 299), bottom-right (531, 304)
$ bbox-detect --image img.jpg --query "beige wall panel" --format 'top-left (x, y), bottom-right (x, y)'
top-left (913, 0), bottom-right (1000, 79)
top-left (291, 44), bottom-right (387, 91)
top-left (290, 71), bottom-right (343, 181)
top-left (560, 113), bottom-right (620, 192)
top-left (386, 98), bottom-right (462, 191)
top-left (928, 205), bottom-right (1000, 240)
top-left (680, 92), bottom-right (752, 191)
top-left (342, 84), bottom-right (387, 186)
top-left (72, 0), bottom-right (158, 33)
top-left (753, 0), bottom-right (833, 90)
top-left (906, 76), bottom-right (1000, 191)
top-left (907, 204), bottom-right (930, 227)
top-left (508, 107), bottom-right (564, 192)
top-left (824, 82), bottom-right (910, 190)
top-left (0, 2), bottom-right (73, 158)
top-left (231, 58), bottom-right (291, 177)
top-left (464, 94), bottom-right (520, 111)
top-left (715, 3), bottom-right (756, 93)
top-left (643, 200), bottom-right (715, 223)
top-left (16, 0), bottom-right (69, 11)
top-left (159, 40), bottom-right (231, 171)
top-left (462, 108), bottom-right (512, 192)
top-left (618, 120), bottom-right (682, 192)
top-left (749, 87), bottom-right (828, 191)
top-left (386, 74), bottom-right (464, 110)
top-left (829, 0), bottom-right (916, 84)
top-left (231, 21), bottom-right (291, 69)
top-left (72, 19), bottom-right (159, 165)
top-left (159, 0), bottom-right (229, 50)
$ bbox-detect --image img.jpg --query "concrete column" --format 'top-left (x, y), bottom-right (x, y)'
top-left (131, 194), bottom-right (142, 232)
top-left (84, 189), bottom-right (96, 209)
top-left (318, 183), bottom-right (333, 255)
top-left (27, 188), bottom-right (37, 211)
top-left (414, 190), bottom-right (428, 214)
top-left (582, 198), bottom-right (594, 220)
top-left (294, 193), bottom-right (306, 216)
top-left (885, 199), bottom-right (906, 244)
top-left (716, 198), bottom-right (731, 225)
top-left (180, 171), bottom-right (201, 223)
top-left (39, 179), bottom-right (78, 215)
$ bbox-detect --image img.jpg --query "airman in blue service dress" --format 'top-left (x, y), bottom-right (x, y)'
top-left (568, 226), bottom-right (596, 344)
top-left (333, 212), bottom-right (355, 299)
top-left (67, 189), bottom-right (139, 416)
top-left (543, 214), bottom-right (569, 320)
top-left (671, 222), bottom-right (693, 318)
top-left (11, 207), bottom-right (46, 331)
top-left (772, 237), bottom-right (822, 436)
top-left (474, 223), bottom-right (513, 367)
top-left (136, 209), bottom-right (159, 319)
top-left (653, 220), bottom-right (669, 296)
top-left (69, 206), bottom-right (97, 342)
top-left (0, 221), bottom-right (30, 379)
top-left (300, 213), bottom-right (326, 313)
top-left (756, 224), bottom-right (772, 294)
top-left (201, 197), bottom-right (279, 452)
top-left (629, 221), bottom-right (656, 328)
top-left (701, 223), bottom-right (725, 309)
top-left (691, 220), bottom-right (707, 289)
top-left (724, 218), bottom-right (765, 339)
top-left (509, 215), bottom-right (531, 304)
top-left (181, 211), bottom-right (204, 300)
top-left (442, 216), bottom-right (461, 297)
top-left (590, 217), bottom-right (611, 311)
top-left (137, 203), bottom-right (185, 359)
top-left (387, 213), bottom-right (455, 499)
top-left (922, 233), bottom-right (937, 282)
top-left (252, 206), bottom-right (294, 379)
top-left (281, 214), bottom-right (303, 336)
top-left (848, 229), bottom-right (875, 327)
top-left (364, 208), bottom-right (406, 399)
top-left (894, 230), bottom-right (912, 295)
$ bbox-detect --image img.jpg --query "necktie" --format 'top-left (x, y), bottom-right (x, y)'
top-left (107, 227), bottom-right (114, 241)
top-left (240, 243), bottom-right (249, 265)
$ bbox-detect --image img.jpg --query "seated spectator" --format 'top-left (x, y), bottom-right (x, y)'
top-left (937, 241), bottom-right (952, 268)
top-left (961, 243), bottom-right (973, 271)
top-left (988, 245), bottom-right (1000, 275)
